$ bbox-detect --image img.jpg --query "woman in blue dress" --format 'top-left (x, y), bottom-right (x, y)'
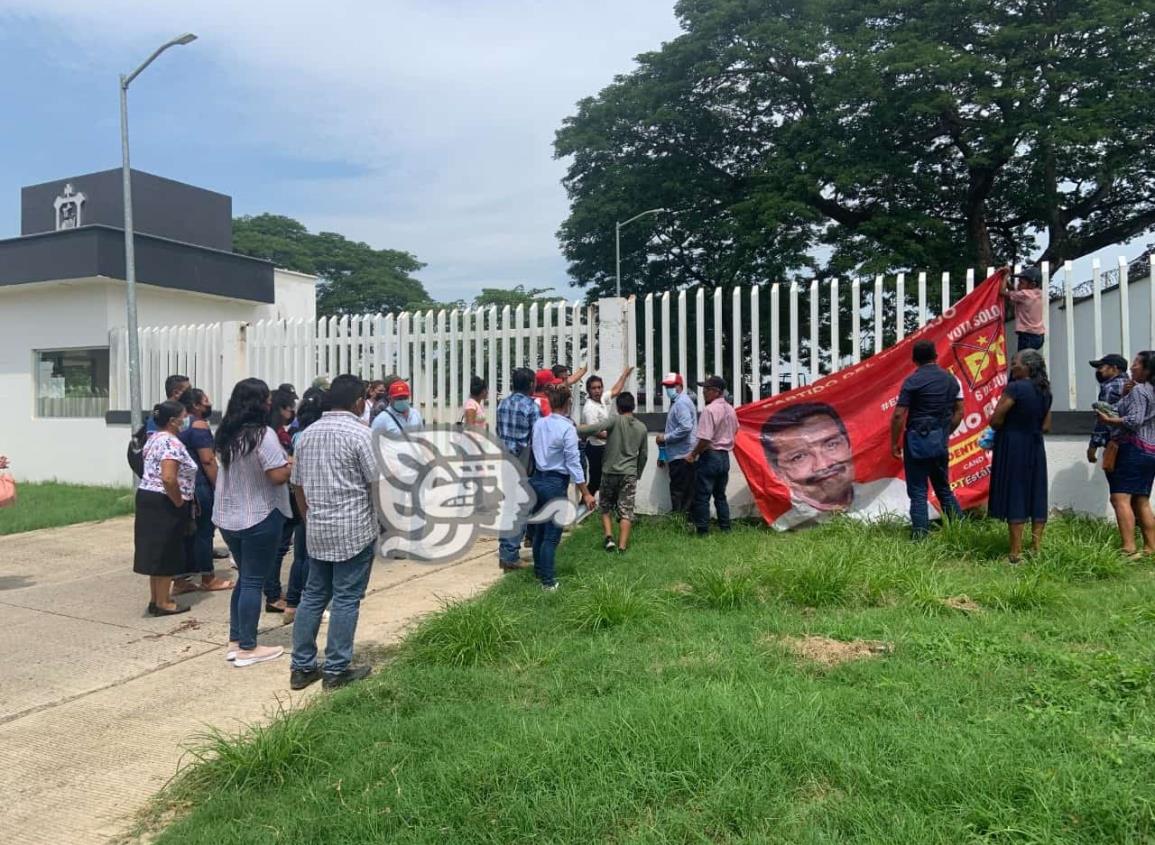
top-left (988, 349), bottom-right (1053, 562)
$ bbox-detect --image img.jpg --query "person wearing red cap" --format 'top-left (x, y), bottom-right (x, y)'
top-left (533, 369), bottom-right (563, 417)
top-left (655, 372), bottom-right (698, 515)
top-left (370, 380), bottom-right (424, 435)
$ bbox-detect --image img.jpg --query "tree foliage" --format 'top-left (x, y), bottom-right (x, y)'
top-left (472, 285), bottom-right (556, 310)
top-left (233, 214), bottom-right (432, 316)
top-left (555, 0), bottom-right (1155, 296)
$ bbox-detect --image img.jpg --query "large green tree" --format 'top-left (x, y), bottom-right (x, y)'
top-left (555, 0), bottom-right (1155, 296)
top-left (233, 214), bottom-right (432, 316)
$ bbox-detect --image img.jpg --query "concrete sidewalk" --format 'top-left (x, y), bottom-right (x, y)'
top-left (0, 517), bottom-right (503, 844)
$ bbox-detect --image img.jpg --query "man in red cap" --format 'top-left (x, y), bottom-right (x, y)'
top-left (533, 369), bottom-right (563, 417)
top-left (370, 380), bottom-right (424, 435)
top-left (655, 371), bottom-right (698, 515)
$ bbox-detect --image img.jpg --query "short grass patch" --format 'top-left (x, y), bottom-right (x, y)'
top-left (149, 513), bottom-right (1155, 844)
top-left (0, 481), bottom-right (134, 535)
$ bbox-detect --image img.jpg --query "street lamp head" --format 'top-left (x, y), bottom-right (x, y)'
top-left (173, 33), bottom-right (198, 45)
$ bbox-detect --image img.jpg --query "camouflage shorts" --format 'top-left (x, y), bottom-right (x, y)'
top-left (599, 473), bottom-right (638, 521)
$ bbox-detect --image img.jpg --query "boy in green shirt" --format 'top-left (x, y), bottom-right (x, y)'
top-left (577, 391), bottom-right (649, 552)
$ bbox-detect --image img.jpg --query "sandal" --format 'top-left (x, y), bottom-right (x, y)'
top-left (201, 577), bottom-right (235, 591)
top-left (1008, 555), bottom-right (1023, 565)
top-left (171, 579), bottom-right (201, 596)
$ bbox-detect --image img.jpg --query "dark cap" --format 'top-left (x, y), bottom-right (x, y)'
top-left (698, 375), bottom-right (727, 392)
top-left (1014, 267), bottom-right (1043, 285)
top-left (1090, 354), bottom-right (1128, 370)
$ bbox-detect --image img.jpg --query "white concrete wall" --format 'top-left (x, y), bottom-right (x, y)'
top-left (0, 282), bottom-right (136, 485)
top-left (1, 273), bottom-right (316, 485)
top-left (1047, 273), bottom-right (1155, 412)
top-left (266, 269), bottom-right (317, 323)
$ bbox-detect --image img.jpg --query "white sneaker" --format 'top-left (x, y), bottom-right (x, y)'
top-left (542, 582), bottom-right (559, 592)
top-left (233, 646), bottom-right (284, 667)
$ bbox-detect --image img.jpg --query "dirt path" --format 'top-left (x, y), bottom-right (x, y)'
top-left (0, 517), bottom-right (503, 844)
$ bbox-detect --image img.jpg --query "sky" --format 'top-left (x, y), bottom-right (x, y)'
top-left (0, 1), bottom-right (1148, 305)
top-left (0, 0), bottom-right (683, 303)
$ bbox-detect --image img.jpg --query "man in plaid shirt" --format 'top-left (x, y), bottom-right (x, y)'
top-left (495, 367), bottom-right (540, 570)
top-left (1088, 354), bottom-right (1129, 463)
top-left (289, 374), bottom-right (379, 692)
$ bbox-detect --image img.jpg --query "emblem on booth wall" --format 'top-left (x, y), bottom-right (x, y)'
top-left (54, 183), bottom-right (87, 231)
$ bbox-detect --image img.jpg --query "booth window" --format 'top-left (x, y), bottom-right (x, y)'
top-left (35, 348), bottom-right (110, 418)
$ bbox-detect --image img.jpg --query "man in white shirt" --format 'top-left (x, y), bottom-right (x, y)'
top-left (581, 366), bottom-right (633, 496)
top-left (761, 402), bottom-right (920, 530)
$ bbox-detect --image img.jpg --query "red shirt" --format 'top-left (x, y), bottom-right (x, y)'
top-left (533, 393), bottom-right (552, 417)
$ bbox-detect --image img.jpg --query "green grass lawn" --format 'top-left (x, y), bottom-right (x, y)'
top-left (0, 482), bottom-right (134, 535)
top-left (150, 515), bottom-right (1155, 844)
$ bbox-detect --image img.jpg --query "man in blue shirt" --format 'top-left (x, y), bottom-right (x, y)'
top-left (495, 368), bottom-right (541, 570)
top-left (890, 340), bottom-right (964, 539)
top-left (1087, 354), bottom-right (1129, 464)
top-left (655, 372), bottom-right (698, 515)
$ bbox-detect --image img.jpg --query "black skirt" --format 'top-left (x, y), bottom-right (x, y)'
top-left (134, 489), bottom-right (191, 576)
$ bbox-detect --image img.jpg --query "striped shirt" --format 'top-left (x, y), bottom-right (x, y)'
top-left (1118, 382), bottom-right (1155, 451)
top-left (291, 411), bottom-right (379, 562)
top-left (531, 414), bottom-right (585, 482)
top-left (212, 427), bottom-right (292, 531)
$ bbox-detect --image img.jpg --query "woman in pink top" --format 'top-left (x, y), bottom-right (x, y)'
top-left (464, 376), bottom-right (488, 428)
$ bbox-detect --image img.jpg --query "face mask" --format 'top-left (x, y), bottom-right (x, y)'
top-left (181, 416), bottom-right (191, 431)
top-left (393, 399), bottom-right (411, 414)
top-left (664, 386), bottom-right (678, 401)
top-left (201, 404), bottom-right (213, 418)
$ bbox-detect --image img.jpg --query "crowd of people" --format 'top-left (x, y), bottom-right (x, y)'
top-left (76, 291), bottom-right (1150, 685)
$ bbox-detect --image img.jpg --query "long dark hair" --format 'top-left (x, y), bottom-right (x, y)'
top-left (268, 389), bottom-right (297, 428)
top-left (215, 378), bottom-right (271, 468)
top-left (1136, 351), bottom-right (1155, 386)
top-left (1016, 350), bottom-right (1051, 396)
top-left (295, 387), bottom-right (329, 433)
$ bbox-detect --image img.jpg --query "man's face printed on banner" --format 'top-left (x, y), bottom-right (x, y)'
top-left (763, 412), bottom-right (854, 510)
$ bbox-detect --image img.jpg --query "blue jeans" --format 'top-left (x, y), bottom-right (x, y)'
top-left (264, 517), bottom-right (298, 602)
top-left (692, 450), bottom-right (732, 533)
top-left (499, 522), bottom-right (527, 564)
top-left (183, 478), bottom-right (216, 575)
top-left (904, 453), bottom-right (963, 537)
top-left (529, 471), bottom-right (568, 586)
top-left (1016, 332), bottom-right (1044, 351)
top-left (285, 520), bottom-right (309, 608)
top-left (220, 509), bottom-right (285, 650)
top-left (291, 542), bottom-right (375, 675)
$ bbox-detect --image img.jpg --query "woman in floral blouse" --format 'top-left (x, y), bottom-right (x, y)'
top-left (134, 400), bottom-right (199, 616)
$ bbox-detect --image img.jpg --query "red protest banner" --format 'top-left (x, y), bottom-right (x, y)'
top-left (734, 270), bottom-right (1008, 530)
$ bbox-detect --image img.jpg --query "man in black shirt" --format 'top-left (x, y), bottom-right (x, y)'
top-left (890, 340), bottom-right (965, 538)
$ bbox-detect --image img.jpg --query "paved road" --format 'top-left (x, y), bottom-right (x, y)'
top-left (0, 517), bottom-right (502, 844)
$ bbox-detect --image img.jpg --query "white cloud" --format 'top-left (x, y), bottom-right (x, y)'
top-left (0, 0), bottom-right (683, 301)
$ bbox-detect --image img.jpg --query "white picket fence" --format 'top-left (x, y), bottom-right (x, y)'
top-left (109, 255), bottom-right (1155, 420)
top-left (112, 302), bottom-right (597, 423)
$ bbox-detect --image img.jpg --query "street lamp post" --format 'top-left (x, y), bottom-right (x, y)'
top-left (120, 33), bottom-right (197, 429)
top-left (615, 208), bottom-right (665, 298)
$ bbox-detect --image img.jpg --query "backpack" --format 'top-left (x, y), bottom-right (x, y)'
top-left (127, 424), bottom-right (149, 477)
